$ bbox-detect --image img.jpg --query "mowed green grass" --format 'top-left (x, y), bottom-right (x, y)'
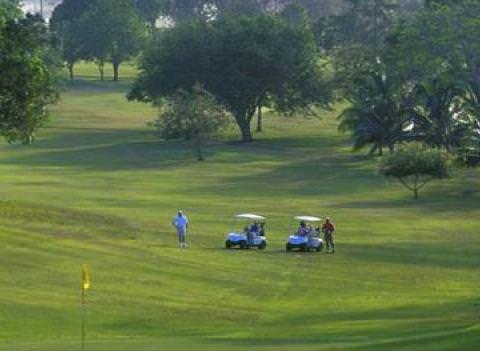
top-left (0, 63), bottom-right (479, 351)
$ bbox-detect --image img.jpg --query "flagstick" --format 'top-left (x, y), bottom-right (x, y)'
top-left (81, 287), bottom-right (86, 351)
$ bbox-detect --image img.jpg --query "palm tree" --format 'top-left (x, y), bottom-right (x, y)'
top-left (412, 78), bottom-right (475, 152)
top-left (339, 70), bottom-right (412, 155)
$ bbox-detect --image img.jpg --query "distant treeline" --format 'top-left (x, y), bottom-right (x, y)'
top-left (2, 0), bottom-right (479, 166)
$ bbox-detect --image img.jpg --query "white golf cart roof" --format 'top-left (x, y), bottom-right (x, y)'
top-left (295, 216), bottom-right (322, 222)
top-left (235, 213), bottom-right (266, 221)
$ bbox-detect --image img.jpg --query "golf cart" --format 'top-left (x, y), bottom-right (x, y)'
top-left (286, 216), bottom-right (324, 252)
top-left (225, 214), bottom-right (267, 250)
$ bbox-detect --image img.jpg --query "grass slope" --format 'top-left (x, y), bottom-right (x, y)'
top-left (0, 63), bottom-right (479, 350)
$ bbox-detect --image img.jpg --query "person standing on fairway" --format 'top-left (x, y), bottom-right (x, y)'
top-left (322, 217), bottom-right (336, 253)
top-left (172, 210), bottom-right (189, 248)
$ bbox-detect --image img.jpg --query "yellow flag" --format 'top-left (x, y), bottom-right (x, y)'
top-left (82, 264), bottom-right (90, 291)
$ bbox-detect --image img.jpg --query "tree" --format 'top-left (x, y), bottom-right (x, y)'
top-left (320, 0), bottom-right (399, 56)
top-left (165, 0), bottom-right (280, 22)
top-left (338, 66), bottom-right (413, 155)
top-left (51, 0), bottom-right (146, 81)
top-left (50, 0), bottom-right (90, 80)
top-left (411, 78), bottom-right (475, 152)
top-left (85, 0), bottom-right (146, 81)
top-left (457, 119), bottom-right (480, 167)
top-left (386, 1), bottom-right (480, 152)
top-left (0, 10), bottom-right (58, 144)
top-left (151, 84), bottom-right (230, 161)
top-left (0, 0), bottom-right (21, 22)
top-left (379, 143), bottom-right (449, 199)
top-left (130, 11), bottom-right (331, 142)
top-left (134, 0), bottom-right (167, 33)
top-left (165, 0), bottom-right (208, 22)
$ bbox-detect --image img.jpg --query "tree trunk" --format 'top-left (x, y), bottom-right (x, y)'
top-left (67, 62), bottom-right (74, 80)
top-left (413, 174), bottom-right (419, 200)
top-left (239, 120), bottom-right (253, 142)
top-left (195, 138), bottom-right (204, 161)
top-left (98, 61), bottom-right (105, 81)
top-left (113, 62), bottom-right (120, 82)
top-left (388, 143), bottom-right (395, 154)
top-left (256, 104), bottom-right (263, 133)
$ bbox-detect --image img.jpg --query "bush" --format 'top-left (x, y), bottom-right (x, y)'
top-left (151, 84), bottom-right (230, 161)
top-left (379, 143), bottom-right (449, 199)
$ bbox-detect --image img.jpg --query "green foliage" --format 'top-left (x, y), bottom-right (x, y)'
top-left (411, 79), bottom-right (476, 151)
top-left (49, 0), bottom-right (91, 80)
top-left (83, 0), bottom-right (147, 81)
top-left (0, 0), bottom-right (21, 24)
top-left (379, 143), bottom-right (449, 199)
top-left (456, 120), bottom-right (480, 167)
top-left (151, 84), bottom-right (230, 160)
top-left (0, 11), bottom-right (58, 144)
top-left (318, 0), bottom-right (399, 58)
top-left (50, 0), bottom-right (146, 81)
top-left (130, 12), bottom-right (331, 141)
top-left (134, 0), bottom-right (167, 32)
top-left (338, 67), bottom-right (413, 155)
top-left (319, 1), bottom-right (407, 154)
top-left (166, 0), bottom-right (275, 22)
top-left (386, 1), bottom-right (480, 154)
top-left (333, 1), bottom-right (480, 160)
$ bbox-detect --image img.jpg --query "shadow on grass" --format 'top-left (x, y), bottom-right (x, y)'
top-left (190, 152), bottom-right (382, 197)
top-left (342, 242), bottom-right (480, 270)
top-left (2, 129), bottom-right (202, 171)
top-left (62, 77), bottom-right (134, 94)
top-left (3, 128), bottom-right (362, 174)
top-left (333, 183), bottom-right (480, 214)
top-left (205, 298), bottom-right (480, 348)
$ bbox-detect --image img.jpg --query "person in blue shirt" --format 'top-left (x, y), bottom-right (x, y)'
top-left (297, 221), bottom-right (308, 236)
top-left (172, 210), bottom-right (189, 248)
top-left (247, 222), bottom-right (259, 245)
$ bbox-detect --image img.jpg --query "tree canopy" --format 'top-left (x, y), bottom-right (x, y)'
top-left (1, 5), bottom-right (58, 144)
top-left (129, 10), bottom-right (331, 142)
top-left (379, 143), bottom-right (449, 199)
top-left (50, 0), bottom-right (146, 81)
top-left (152, 84), bottom-right (231, 161)
top-left (334, 0), bottom-right (480, 161)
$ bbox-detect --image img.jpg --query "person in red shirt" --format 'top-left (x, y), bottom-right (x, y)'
top-left (322, 217), bottom-right (336, 253)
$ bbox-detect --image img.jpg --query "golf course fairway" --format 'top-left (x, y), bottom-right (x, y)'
top-left (0, 64), bottom-right (479, 350)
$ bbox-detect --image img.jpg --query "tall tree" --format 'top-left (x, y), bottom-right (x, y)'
top-left (411, 79), bottom-right (475, 152)
top-left (82, 0), bottom-right (146, 81)
top-left (338, 64), bottom-right (413, 155)
top-left (322, 0), bottom-right (399, 54)
top-left (50, 0), bottom-right (90, 80)
top-left (129, 11), bottom-right (331, 142)
top-left (387, 1), bottom-right (480, 151)
top-left (1, 9), bottom-right (58, 143)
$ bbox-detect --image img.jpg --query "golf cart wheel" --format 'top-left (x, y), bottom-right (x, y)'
top-left (300, 243), bottom-right (308, 252)
top-left (316, 244), bottom-right (323, 252)
top-left (258, 241), bottom-right (267, 250)
top-left (225, 240), bottom-right (232, 249)
top-left (240, 240), bottom-right (248, 249)
top-left (286, 243), bottom-right (292, 252)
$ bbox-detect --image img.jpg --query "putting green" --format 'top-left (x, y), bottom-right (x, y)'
top-left (0, 63), bottom-right (479, 350)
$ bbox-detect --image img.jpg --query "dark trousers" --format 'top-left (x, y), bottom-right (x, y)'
top-left (324, 232), bottom-right (335, 251)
